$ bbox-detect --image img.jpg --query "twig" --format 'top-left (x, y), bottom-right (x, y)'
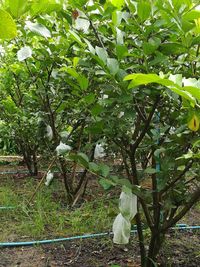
top-left (28, 157), bottom-right (56, 203)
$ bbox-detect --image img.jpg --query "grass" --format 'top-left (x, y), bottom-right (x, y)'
top-left (0, 176), bottom-right (118, 242)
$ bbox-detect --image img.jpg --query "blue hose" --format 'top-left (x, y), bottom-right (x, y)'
top-left (0, 225), bottom-right (199, 247)
top-left (0, 232), bottom-right (112, 247)
top-left (0, 170), bottom-right (84, 175)
top-left (0, 206), bottom-right (15, 210)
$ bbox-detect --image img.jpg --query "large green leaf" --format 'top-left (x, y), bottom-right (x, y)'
top-left (124, 73), bottom-right (196, 104)
top-left (109, 0), bottom-right (125, 9)
top-left (0, 9), bottom-right (17, 39)
top-left (137, 1), bottom-right (151, 22)
top-left (69, 30), bottom-right (85, 47)
top-left (70, 152), bottom-right (89, 168)
top-left (183, 10), bottom-right (200, 21)
top-left (30, 0), bottom-right (61, 15)
top-left (68, 0), bottom-right (88, 8)
top-left (99, 178), bottom-right (115, 190)
top-left (1, 96), bottom-right (18, 113)
top-left (160, 43), bottom-right (187, 55)
top-left (99, 163), bottom-right (110, 177)
top-left (124, 73), bottom-right (167, 85)
top-left (95, 46), bottom-right (108, 64)
top-left (112, 11), bottom-right (123, 26)
top-left (77, 75), bottom-right (89, 90)
top-left (9, 0), bottom-right (28, 18)
top-left (169, 86), bottom-right (196, 103)
top-left (183, 86), bottom-right (200, 100)
top-left (107, 58), bottom-right (119, 75)
top-left (116, 45), bottom-right (128, 59)
top-left (89, 162), bottom-right (99, 173)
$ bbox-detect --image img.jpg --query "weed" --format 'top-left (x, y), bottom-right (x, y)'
top-left (0, 177), bottom-right (118, 241)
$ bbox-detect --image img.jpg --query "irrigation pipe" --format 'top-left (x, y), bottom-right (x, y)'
top-left (0, 224), bottom-right (199, 247)
top-left (0, 206), bottom-right (15, 210)
top-left (0, 170), bottom-right (86, 175)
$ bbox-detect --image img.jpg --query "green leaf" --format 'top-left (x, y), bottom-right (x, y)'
top-left (109, 0), bottom-right (125, 9)
top-left (78, 152), bottom-right (89, 163)
top-left (116, 28), bottom-right (124, 44)
top-left (117, 178), bottom-right (132, 189)
top-left (144, 167), bottom-right (158, 174)
top-left (17, 46), bottom-right (32, 61)
top-left (0, 9), bottom-right (17, 39)
top-left (70, 152), bottom-right (89, 168)
top-left (66, 68), bottom-right (79, 78)
top-left (25, 21), bottom-right (51, 38)
top-left (83, 93), bottom-right (96, 105)
top-left (143, 42), bottom-right (156, 55)
top-left (124, 74), bottom-right (173, 88)
top-left (169, 86), bottom-right (196, 103)
top-left (160, 43), bottom-right (187, 55)
top-left (107, 58), bottom-right (119, 75)
top-left (177, 165), bottom-right (185, 171)
top-left (124, 73), bottom-right (162, 85)
top-left (69, 30), bottom-right (84, 47)
top-left (176, 152), bottom-right (194, 160)
top-left (68, 0), bottom-right (88, 8)
top-left (91, 103), bottom-right (104, 116)
top-left (183, 86), bottom-right (200, 101)
top-left (95, 46), bottom-right (108, 64)
top-left (116, 45), bottom-right (128, 59)
top-left (124, 73), bottom-right (196, 104)
top-left (1, 96), bottom-right (18, 113)
top-left (99, 178), bottom-right (115, 190)
top-left (89, 162), bottom-right (99, 172)
top-left (9, 0), bottom-right (28, 18)
top-left (84, 38), bottom-right (96, 54)
top-left (77, 75), bottom-right (89, 90)
top-left (143, 37), bottom-right (161, 55)
top-left (112, 11), bottom-right (123, 26)
top-left (126, 0), bottom-right (136, 13)
top-left (30, 0), bottom-right (61, 15)
top-left (183, 10), bottom-right (200, 21)
top-left (137, 1), bottom-right (151, 22)
top-left (99, 163), bottom-right (110, 177)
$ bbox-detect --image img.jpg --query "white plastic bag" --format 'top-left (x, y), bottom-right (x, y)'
top-left (46, 125), bottom-right (53, 141)
top-left (113, 213), bottom-right (131, 244)
top-left (56, 142), bottom-right (72, 156)
top-left (119, 191), bottom-right (137, 220)
top-left (94, 143), bottom-right (105, 159)
top-left (45, 171), bottom-right (54, 186)
top-left (113, 188), bottom-right (137, 245)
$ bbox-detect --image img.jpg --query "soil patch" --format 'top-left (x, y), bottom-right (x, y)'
top-left (0, 231), bottom-right (200, 267)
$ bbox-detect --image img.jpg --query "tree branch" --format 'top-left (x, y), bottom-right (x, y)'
top-left (162, 186), bottom-right (200, 232)
top-left (131, 95), bottom-right (160, 153)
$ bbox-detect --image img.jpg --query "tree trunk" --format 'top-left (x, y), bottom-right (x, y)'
top-left (145, 231), bottom-right (164, 267)
top-left (59, 158), bottom-right (74, 204)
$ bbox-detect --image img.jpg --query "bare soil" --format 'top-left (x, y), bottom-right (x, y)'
top-left (0, 229), bottom-right (200, 267)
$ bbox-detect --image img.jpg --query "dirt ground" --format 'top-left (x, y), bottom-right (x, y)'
top-left (0, 230), bottom-right (200, 267)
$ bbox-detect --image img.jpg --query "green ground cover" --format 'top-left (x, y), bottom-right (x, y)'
top-left (0, 176), bottom-right (118, 242)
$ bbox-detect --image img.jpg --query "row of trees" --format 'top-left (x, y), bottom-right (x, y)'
top-left (0, 0), bottom-right (200, 266)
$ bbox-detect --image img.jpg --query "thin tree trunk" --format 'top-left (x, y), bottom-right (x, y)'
top-left (135, 212), bottom-right (146, 267)
top-left (146, 231), bottom-right (164, 267)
